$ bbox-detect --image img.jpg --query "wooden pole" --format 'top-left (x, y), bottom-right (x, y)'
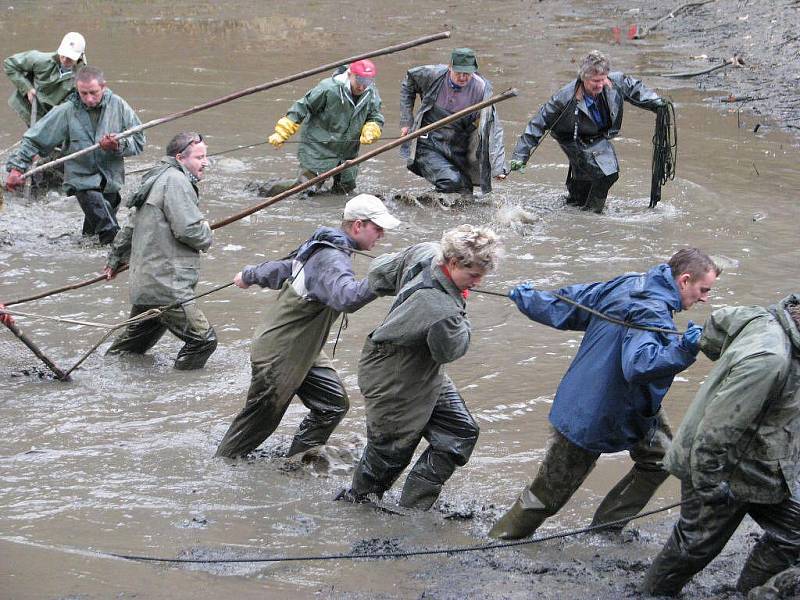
top-left (2, 320), bottom-right (71, 381)
top-left (23, 95), bottom-right (37, 200)
top-left (20, 32), bottom-right (450, 180)
top-left (5, 88), bottom-right (518, 306)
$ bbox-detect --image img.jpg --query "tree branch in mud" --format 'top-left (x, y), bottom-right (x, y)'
top-left (634, 0), bottom-right (718, 39)
top-left (661, 54), bottom-right (745, 78)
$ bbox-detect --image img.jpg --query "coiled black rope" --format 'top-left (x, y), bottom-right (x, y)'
top-left (649, 100), bottom-right (677, 209)
top-left (107, 500), bottom-right (682, 564)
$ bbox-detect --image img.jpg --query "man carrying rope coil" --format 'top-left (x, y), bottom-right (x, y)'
top-left (490, 248), bottom-right (720, 540)
top-left (509, 50), bottom-right (667, 214)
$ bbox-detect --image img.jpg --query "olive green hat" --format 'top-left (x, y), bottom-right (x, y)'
top-left (450, 48), bottom-right (478, 73)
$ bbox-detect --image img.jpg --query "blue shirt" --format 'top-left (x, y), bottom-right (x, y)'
top-left (584, 94), bottom-right (606, 127)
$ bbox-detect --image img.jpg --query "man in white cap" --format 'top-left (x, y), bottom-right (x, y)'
top-left (249, 59), bottom-right (384, 197)
top-left (4, 32), bottom-right (87, 126)
top-left (216, 194), bottom-right (401, 459)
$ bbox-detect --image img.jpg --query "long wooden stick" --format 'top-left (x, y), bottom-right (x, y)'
top-left (2, 320), bottom-right (71, 381)
top-left (4, 89), bottom-right (518, 306)
top-left (20, 32), bottom-right (450, 180)
top-left (23, 95), bottom-right (37, 200)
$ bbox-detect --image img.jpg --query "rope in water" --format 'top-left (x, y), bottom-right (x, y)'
top-left (106, 500), bottom-right (682, 564)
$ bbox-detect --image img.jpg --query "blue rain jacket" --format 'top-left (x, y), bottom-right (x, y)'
top-left (510, 264), bottom-right (695, 453)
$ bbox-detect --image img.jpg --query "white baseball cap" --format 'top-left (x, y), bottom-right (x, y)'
top-left (57, 32), bottom-right (86, 61)
top-left (343, 194), bottom-right (400, 230)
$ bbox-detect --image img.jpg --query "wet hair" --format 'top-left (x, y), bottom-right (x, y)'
top-left (439, 224), bottom-right (502, 272)
top-left (75, 65), bottom-right (105, 85)
top-left (579, 51), bottom-right (610, 80)
top-left (668, 248), bottom-right (722, 280)
top-left (166, 132), bottom-right (203, 157)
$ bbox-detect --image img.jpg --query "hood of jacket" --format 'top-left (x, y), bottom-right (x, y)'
top-left (126, 157), bottom-right (191, 209)
top-left (295, 226), bottom-right (357, 262)
top-left (629, 263), bottom-right (682, 312)
top-left (699, 304), bottom-right (769, 361)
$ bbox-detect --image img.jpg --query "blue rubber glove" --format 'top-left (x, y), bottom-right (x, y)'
top-left (509, 159), bottom-right (526, 173)
top-left (509, 282), bottom-right (534, 304)
top-left (680, 320), bottom-right (703, 354)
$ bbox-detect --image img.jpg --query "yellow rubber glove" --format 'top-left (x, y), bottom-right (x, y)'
top-left (359, 121), bottom-right (382, 145)
top-left (268, 116), bottom-right (300, 147)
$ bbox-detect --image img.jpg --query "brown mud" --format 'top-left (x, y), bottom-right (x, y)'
top-left (606, 0), bottom-right (800, 137)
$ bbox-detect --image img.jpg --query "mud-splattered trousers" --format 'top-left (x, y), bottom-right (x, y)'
top-left (642, 482), bottom-right (800, 596)
top-left (351, 339), bottom-right (479, 510)
top-left (107, 302), bottom-right (217, 370)
top-left (489, 415), bottom-right (672, 539)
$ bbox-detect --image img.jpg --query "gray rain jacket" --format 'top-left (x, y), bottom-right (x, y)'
top-left (106, 157), bottom-right (212, 305)
top-left (665, 295), bottom-right (800, 504)
top-left (512, 72), bottom-right (661, 180)
top-left (7, 88), bottom-right (144, 194)
top-left (399, 65), bottom-right (505, 193)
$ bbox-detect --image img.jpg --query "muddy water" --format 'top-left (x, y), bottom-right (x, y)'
top-left (1, 1), bottom-right (798, 598)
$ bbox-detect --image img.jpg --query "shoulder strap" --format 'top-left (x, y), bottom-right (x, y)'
top-left (388, 258), bottom-right (444, 313)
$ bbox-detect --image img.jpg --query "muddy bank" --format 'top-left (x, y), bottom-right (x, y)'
top-left (608, 0), bottom-right (800, 137)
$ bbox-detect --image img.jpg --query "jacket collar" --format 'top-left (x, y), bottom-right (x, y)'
top-left (432, 262), bottom-right (466, 307)
top-left (630, 263), bottom-right (683, 312)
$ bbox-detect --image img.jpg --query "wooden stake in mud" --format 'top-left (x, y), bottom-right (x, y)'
top-left (4, 89), bottom-right (517, 306)
top-left (23, 95), bottom-right (37, 200)
top-left (2, 320), bottom-right (71, 381)
top-left (18, 32), bottom-right (451, 181)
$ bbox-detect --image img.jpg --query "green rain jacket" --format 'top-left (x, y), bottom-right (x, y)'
top-left (287, 69), bottom-right (384, 174)
top-left (358, 242), bottom-right (471, 440)
top-left (665, 295), bottom-right (800, 504)
top-left (6, 88), bottom-right (144, 195)
top-left (106, 157), bottom-right (212, 306)
top-left (4, 50), bottom-right (84, 124)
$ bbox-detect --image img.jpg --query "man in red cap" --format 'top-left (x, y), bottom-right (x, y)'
top-left (250, 59), bottom-right (384, 197)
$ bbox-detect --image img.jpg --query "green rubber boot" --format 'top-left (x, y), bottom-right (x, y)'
top-left (488, 498), bottom-right (548, 540)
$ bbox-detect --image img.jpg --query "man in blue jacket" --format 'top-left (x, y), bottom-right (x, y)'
top-left (489, 248), bottom-right (720, 540)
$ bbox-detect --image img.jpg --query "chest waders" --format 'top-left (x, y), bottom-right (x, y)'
top-left (351, 260), bottom-right (480, 510)
top-left (215, 242), bottom-right (351, 459)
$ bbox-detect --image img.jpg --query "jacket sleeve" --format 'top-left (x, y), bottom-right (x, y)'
top-left (399, 66), bottom-right (427, 128)
top-left (117, 100), bottom-right (145, 157)
top-left (621, 304), bottom-right (694, 383)
top-left (304, 247), bottom-right (376, 312)
top-left (512, 93), bottom-right (568, 163)
top-left (3, 50), bottom-right (37, 94)
top-left (366, 93), bottom-right (385, 127)
top-left (427, 314), bottom-right (471, 364)
top-left (106, 222), bottom-right (134, 270)
top-left (689, 352), bottom-right (786, 495)
top-left (162, 179), bottom-right (213, 252)
top-left (509, 281), bottom-right (606, 331)
top-left (241, 259), bottom-right (293, 289)
top-left (617, 73), bottom-right (662, 112)
top-left (487, 106), bottom-right (507, 176)
top-left (286, 82), bottom-right (327, 124)
top-left (6, 104), bottom-right (70, 172)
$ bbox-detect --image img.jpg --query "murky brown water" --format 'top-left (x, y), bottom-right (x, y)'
top-left (1, 1), bottom-right (799, 598)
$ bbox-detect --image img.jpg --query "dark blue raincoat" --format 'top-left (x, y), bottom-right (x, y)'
top-left (510, 264), bottom-right (695, 453)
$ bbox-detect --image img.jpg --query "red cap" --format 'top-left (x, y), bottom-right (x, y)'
top-left (350, 59), bottom-right (377, 79)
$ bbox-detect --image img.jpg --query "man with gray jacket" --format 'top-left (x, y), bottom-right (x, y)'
top-left (103, 132), bottom-right (216, 371)
top-left (510, 50), bottom-right (665, 214)
top-left (6, 65), bottom-right (144, 243)
top-left (642, 295), bottom-right (800, 596)
top-left (215, 194), bottom-right (400, 459)
top-left (400, 48), bottom-right (506, 202)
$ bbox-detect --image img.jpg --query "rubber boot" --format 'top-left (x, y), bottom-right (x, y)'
top-left (589, 467), bottom-right (668, 531)
top-left (488, 497), bottom-right (548, 540)
top-left (399, 472), bottom-right (442, 510)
